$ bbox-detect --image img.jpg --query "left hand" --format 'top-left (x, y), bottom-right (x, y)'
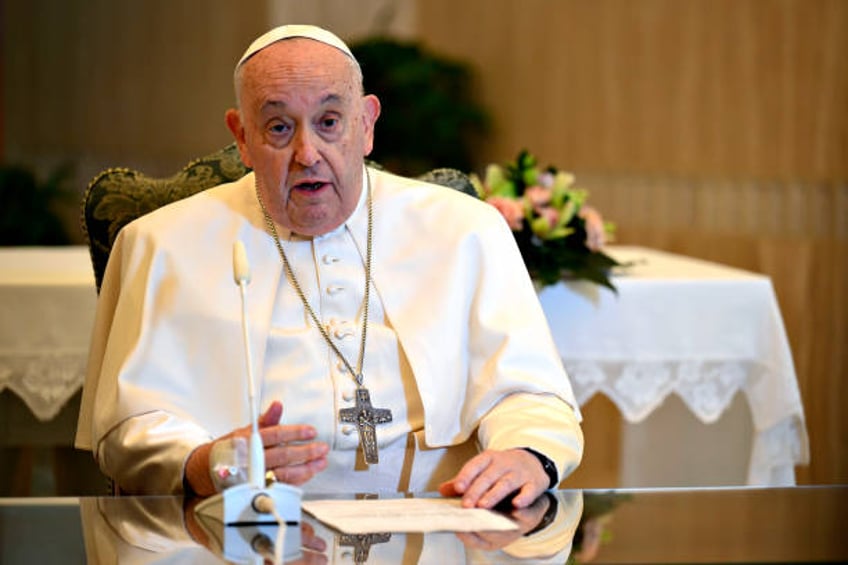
top-left (438, 448), bottom-right (549, 509)
top-left (453, 492), bottom-right (551, 550)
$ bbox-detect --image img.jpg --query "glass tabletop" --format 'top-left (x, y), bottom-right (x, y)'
top-left (1, 485), bottom-right (845, 564)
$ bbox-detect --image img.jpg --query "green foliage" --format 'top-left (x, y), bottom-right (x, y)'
top-left (351, 37), bottom-right (490, 176)
top-left (0, 164), bottom-right (74, 245)
top-left (516, 228), bottom-right (620, 290)
top-left (567, 491), bottom-right (631, 564)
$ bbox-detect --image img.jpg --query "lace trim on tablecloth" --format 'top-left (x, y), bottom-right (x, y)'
top-left (567, 359), bottom-right (758, 424)
top-left (747, 414), bottom-right (807, 485)
top-left (566, 358), bottom-right (808, 485)
top-left (0, 351), bottom-right (87, 421)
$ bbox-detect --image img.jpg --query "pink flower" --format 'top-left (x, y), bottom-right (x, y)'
top-left (580, 205), bottom-right (606, 251)
top-left (524, 185), bottom-right (551, 209)
top-left (487, 196), bottom-right (524, 230)
top-left (539, 206), bottom-right (559, 229)
top-left (537, 171), bottom-right (555, 188)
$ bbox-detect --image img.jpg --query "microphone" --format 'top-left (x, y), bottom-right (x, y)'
top-left (233, 239), bottom-right (252, 284)
top-left (233, 240), bottom-right (264, 489)
top-left (193, 240), bottom-right (303, 562)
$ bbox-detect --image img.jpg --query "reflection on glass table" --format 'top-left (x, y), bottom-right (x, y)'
top-left (0, 487), bottom-right (845, 564)
top-left (78, 491), bottom-right (581, 564)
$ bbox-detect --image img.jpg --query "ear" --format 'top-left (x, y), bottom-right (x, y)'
top-left (225, 108), bottom-right (253, 168)
top-left (360, 94), bottom-right (381, 157)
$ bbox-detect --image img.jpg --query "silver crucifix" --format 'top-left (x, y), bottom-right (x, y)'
top-left (339, 532), bottom-right (391, 564)
top-left (339, 387), bottom-right (392, 464)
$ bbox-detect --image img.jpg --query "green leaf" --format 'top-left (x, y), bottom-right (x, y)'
top-left (530, 215), bottom-right (551, 238)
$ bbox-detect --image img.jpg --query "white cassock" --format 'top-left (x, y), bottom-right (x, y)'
top-left (75, 166), bottom-right (583, 494)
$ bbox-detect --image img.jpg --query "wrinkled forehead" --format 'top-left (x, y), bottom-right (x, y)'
top-left (237, 38), bottom-right (362, 106)
top-left (233, 26), bottom-right (363, 106)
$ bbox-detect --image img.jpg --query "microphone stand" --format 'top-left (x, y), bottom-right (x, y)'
top-left (193, 241), bottom-right (303, 562)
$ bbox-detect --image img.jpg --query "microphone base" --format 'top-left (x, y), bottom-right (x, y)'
top-left (193, 483), bottom-right (303, 562)
top-left (194, 481), bottom-right (302, 525)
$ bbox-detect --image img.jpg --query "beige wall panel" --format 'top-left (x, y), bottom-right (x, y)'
top-left (418, 0), bottom-right (848, 181)
top-left (4, 0), bottom-right (269, 185)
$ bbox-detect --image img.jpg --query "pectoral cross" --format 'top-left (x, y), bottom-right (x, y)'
top-left (339, 532), bottom-right (391, 564)
top-left (339, 387), bottom-right (392, 464)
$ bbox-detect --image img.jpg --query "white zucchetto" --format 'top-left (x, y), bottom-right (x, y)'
top-left (235, 24), bottom-right (356, 71)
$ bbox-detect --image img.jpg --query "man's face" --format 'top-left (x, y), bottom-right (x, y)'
top-left (227, 39), bottom-right (380, 236)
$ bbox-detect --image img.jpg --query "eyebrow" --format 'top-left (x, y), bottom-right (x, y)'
top-left (260, 93), bottom-right (345, 114)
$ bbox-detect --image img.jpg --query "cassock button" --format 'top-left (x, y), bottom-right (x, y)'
top-left (342, 390), bottom-right (355, 402)
top-left (334, 326), bottom-right (355, 339)
top-left (341, 425), bottom-right (355, 435)
top-left (326, 284), bottom-right (345, 296)
top-left (322, 254), bottom-right (340, 265)
top-left (337, 360), bottom-right (348, 373)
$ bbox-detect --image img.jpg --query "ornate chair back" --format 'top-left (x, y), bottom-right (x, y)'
top-left (81, 143), bottom-right (476, 291)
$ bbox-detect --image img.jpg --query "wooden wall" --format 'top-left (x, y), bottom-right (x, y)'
top-left (3, 0), bottom-right (268, 189)
top-left (418, 0), bottom-right (848, 181)
top-left (418, 0), bottom-right (848, 485)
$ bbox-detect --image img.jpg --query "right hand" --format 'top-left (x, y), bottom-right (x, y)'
top-left (185, 400), bottom-right (329, 496)
top-left (257, 400), bottom-right (329, 485)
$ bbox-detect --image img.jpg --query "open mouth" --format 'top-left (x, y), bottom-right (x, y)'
top-left (294, 181), bottom-right (327, 192)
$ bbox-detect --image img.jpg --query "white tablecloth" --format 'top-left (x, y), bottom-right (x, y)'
top-left (539, 246), bottom-right (809, 486)
top-left (0, 246), bottom-right (96, 421)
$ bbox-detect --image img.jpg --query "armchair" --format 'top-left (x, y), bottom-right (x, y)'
top-left (81, 143), bottom-right (476, 291)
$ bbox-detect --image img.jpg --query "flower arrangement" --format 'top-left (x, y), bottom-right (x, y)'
top-left (471, 150), bottom-right (619, 291)
top-left (568, 491), bottom-right (630, 563)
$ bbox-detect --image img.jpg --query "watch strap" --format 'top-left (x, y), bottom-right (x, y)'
top-left (522, 447), bottom-right (558, 489)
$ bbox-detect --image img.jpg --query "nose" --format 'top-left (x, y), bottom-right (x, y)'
top-left (292, 127), bottom-right (320, 168)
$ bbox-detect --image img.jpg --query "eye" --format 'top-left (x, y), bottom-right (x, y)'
top-left (317, 114), bottom-right (341, 133)
top-left (268, 122), bottom-right (291, 135)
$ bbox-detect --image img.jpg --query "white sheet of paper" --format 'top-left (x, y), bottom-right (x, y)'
top-left (302, 497), bottom-right (518, 534)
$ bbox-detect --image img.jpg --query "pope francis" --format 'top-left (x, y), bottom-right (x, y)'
top-left (75, 24), bottom-right (584, 510)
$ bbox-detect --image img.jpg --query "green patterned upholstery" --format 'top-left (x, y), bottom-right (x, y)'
top-left (81, 143), bottom-right (476, 291)
top-left (416, 167), bottom-right (478, 199)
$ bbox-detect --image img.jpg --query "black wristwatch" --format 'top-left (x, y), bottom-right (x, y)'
top-left (524, 491), bottom-right (558, 537)
top-left (522, 447), bottom-right (558, 489)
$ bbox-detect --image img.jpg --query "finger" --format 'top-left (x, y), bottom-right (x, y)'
top-left (302, 550), bottom-right (330, 565)
top-left (453, 531), bottom-right (488, 549)
top-left (272, 456), bottom-right (328, 486)
top-left (445, 452), bottom-right (493, 496)
top-left (265, 441), bottom-right (329, 468)
top-left (260, 424), bottom-right (318, 447)
top-left (457, 462), bottom-right (508, 508)
top-left (300, 522), bottom-right (327, 553)
top-left (510, 482), bottom-right (545, 509)
top-left (508, 498), bottom-right (545, 526)
top-left (258, 401), bottom-right (283, 427)
top-left (466, 474), bottom-right (520, 509)
top-left (438, 480), bottom-right (461, 498)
